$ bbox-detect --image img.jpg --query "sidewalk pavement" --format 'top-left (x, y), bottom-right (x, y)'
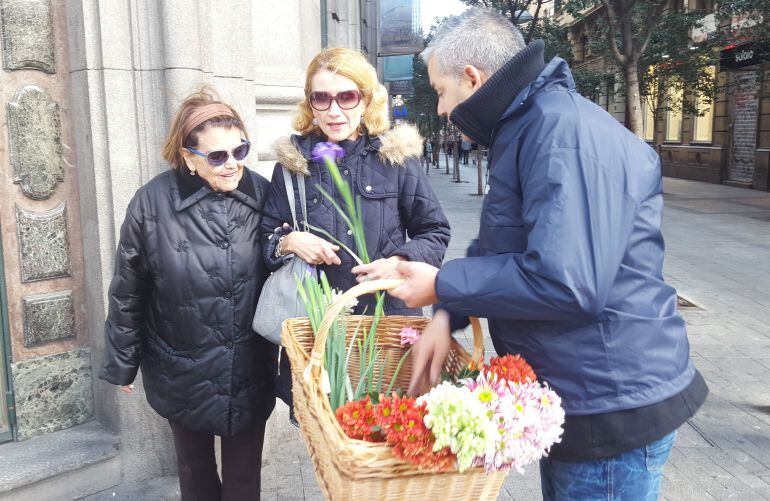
top-left (261, 156), bottom-right (770, 500)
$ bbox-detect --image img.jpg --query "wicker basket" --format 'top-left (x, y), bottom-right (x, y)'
top-left (281, 278), bottom-right (509, 500)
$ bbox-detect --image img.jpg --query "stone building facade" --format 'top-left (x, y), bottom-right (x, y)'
top-left (562, 1), bottom-right (770, 192)
top-left (0, 0), bottom-right (367, 498)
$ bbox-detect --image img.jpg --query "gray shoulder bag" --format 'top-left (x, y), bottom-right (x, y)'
top-left (252, 169), bottom-right (308, 345)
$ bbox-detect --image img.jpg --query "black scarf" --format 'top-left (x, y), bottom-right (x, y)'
top-left (450, 40), bottom-right (546, 147)
top-left (176, 165), bottom-right (257, 201)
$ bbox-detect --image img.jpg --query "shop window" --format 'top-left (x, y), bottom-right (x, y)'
top-left (643, 100), bottom-right (655, 142)
top-left (692, 67), bottom-right (715, 143)
top-left (665, 87), bottom-right (683, 142)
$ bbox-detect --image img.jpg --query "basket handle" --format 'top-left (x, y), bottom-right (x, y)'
top-left (306, 278), bottom-right (485, 379)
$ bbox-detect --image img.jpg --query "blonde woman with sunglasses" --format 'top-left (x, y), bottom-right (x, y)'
top-left (261, 47), bottom-right (450, 423)
top-left (101, 88), bottom-right (276, 500)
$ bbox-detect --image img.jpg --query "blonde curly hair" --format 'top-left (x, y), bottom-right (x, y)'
top-left (293, 48), bottom-right (390, 137)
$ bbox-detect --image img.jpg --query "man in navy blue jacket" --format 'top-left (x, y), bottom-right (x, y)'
top-left (391, 8), bottom-right (707, 500)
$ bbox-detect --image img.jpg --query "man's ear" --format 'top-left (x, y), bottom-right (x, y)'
top-left (463, 65), bottom-right (488, 90)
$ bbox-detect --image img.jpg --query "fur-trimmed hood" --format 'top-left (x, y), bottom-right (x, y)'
top-left (272, 124), bottom-right (423, 176)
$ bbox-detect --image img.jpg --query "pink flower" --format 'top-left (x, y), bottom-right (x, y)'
top-left (399, 326), bottom-right (421, 347)
top-left (480, 381), bottom-right (565, 474)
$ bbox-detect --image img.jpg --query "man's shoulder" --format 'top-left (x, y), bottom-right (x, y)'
top-left (521, 91), bottom-right (644, 150)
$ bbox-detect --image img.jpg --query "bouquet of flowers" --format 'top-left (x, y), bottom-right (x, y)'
top-left (335, 351), bottom-right (565, 474)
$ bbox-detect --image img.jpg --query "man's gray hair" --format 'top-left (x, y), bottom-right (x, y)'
top-left (422, 8), bottom-right (526, 79)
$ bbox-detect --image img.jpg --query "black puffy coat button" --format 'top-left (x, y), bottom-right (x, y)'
top-left (225, 340), bottom-right (233, 349)
top-left (223, 290), bottom-right (232, 299)
top-left (219, 240), bottom-right (230, 249)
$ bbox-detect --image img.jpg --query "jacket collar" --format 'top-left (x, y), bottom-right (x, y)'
top-left (172, 167), bottom-right (261, 212)
top-left (450, 40), bottom-right (546, 147)
top-left (272, 123), bottom-right (424, 175)
top-left (497, 56), bottom-right (576, 124)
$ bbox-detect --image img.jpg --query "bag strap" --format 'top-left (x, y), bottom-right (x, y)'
top-left (281, 168), bottom-right (298, 230)
top-left (281, 168), bottom-right (308, 231)
top-left (296, 174), bottom-right (308, 231)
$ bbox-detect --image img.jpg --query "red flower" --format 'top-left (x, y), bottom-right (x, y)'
top-left (376, 393), bottom-right (416, 434)
top-left (335, 396), bottom-right (385, 442)
top-left (486, 354), bottom-right (536, 384)
top-left (338, 393), bottom-right (457, 471)
top-left (379, 394), bottom-right (456, 472)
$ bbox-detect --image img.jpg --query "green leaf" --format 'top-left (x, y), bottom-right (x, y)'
top-left (457, 366), bottom-right (480, 381)
top-left (306, 223), bottom-right (364, 265)
top-left (367, 391), bottom-right (381, 405)
top-left (316, 186), bottom-right (354, 229)
top-left (386, 346), bottom-right (413, 395)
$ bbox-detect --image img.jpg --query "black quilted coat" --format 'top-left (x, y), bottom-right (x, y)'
top-left (261, 124), bottom-right (451, 315)
top-left (101, 167), bottom-right (278, 437)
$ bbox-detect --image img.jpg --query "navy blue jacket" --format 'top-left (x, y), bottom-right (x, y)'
top-left (262, 125), bottom-right (450, 315)
top-left (437, 57), bottom-right (696, 416)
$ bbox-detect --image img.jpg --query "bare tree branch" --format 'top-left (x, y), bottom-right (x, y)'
top-left (601, 0), bottom-right (627, 65)
top-left (527, 0), bottom-right (545, 43)
top-left (637, 1), bottom-right (670, 57)
top-left (507, 0), bottom-right (519, 22)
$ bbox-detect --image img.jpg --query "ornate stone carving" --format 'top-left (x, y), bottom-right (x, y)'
top-left (15, 203), bottom-right (71, 282)
top-left (8, 85), bottom-right (64, 200)
top-left (7, 86), bottom-right (64, 200)
top-left (22, 291), bottom-right (75, 347)
top-left (0, 0), bottom-right (56, 73)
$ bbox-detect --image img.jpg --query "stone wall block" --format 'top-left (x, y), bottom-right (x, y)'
top-left (15, 202), bottom-right (71, 283)
top-left (22, 291), bottom-right (76, 347)
top-left (11, 349), bottom-right (94, 440)
top-left (0, 0), bottom-right (56, 73)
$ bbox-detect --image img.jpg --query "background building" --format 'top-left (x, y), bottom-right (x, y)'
top-left (561, 0), bottom-right (770, 191)
top-left (0, 1), bottom-right (373, 498)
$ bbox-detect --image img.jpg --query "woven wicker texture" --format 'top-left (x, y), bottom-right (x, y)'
top-left (281, 279), bottom-right (508, 500)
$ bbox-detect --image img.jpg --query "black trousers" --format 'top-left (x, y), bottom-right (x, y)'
top-left (169, 420), bottom-right (266, 501)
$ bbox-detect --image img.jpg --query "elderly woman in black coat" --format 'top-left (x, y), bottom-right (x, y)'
top-left (261, 48), bottom-right (450, 419)
top-left (101, 90), bottom-right (276, 501)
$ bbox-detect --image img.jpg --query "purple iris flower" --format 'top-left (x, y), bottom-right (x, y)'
top-left (311, 142), bottom-right (345, 163)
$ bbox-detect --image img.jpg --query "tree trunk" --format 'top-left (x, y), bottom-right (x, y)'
top-left (624, 58), bottom-right (644, 137)
top-left (476, 148), bottom-right (484, 196)
top-left (444, 140), bottom-right (450, 174)
top-left (453, 140), bottom-right (460, 182)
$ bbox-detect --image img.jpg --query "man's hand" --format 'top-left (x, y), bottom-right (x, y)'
top-left (282, 231), bottom-right (341, 266)
top-left (407, 309), bottom-right (452, 395)
top-left (351, 256), bottom-right (406, 282)
top-left (390, 261), bottom-right (439, 307)
top-left (120, 384), bottom-right (134, 394)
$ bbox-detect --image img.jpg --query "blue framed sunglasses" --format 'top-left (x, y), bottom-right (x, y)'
top-left (186, 140), bottom-right (250, 167)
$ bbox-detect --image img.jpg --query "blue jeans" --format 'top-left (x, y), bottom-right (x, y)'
top-left (540, 431), bottom-right (676, 501)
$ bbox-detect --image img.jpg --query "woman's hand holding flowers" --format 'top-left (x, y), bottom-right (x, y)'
top-left (282, 231), bottom-right (341, 266)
